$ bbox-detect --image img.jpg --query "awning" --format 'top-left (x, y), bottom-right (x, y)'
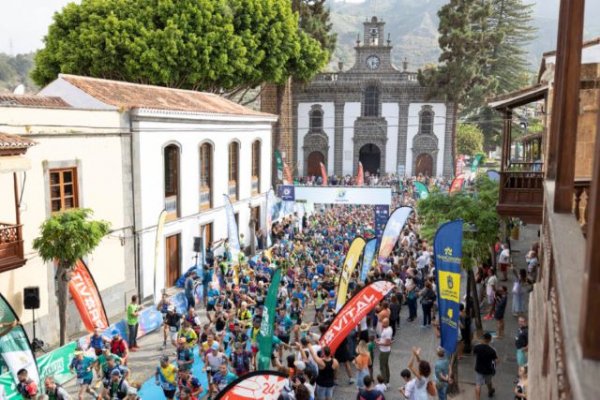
top-left (488, 84), bottom-right (548, 110)
top-left (0, 155), bottom-right (32, 173)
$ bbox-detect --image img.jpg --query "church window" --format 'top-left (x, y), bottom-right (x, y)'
top-left (310, 108), bottom-right (323, 131)
top-left (364, 86), bottom-right (379, 117)
top-left (420, 108), bottom-right (434, 135)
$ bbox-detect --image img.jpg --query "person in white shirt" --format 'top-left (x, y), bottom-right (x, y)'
top-left (498, 244), bottom-right (510, 281)
top-left (376, 318), bottom-right (393, 384)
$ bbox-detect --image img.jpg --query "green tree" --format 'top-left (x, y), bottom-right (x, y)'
top-left (296, 0), bottom-right (337, 55)
top-left (456, 123), bottom-right (484, 157)
top-left (32, 0), bottom-right (329, 95)
top-left (32, 209), bottom-right (110, 345)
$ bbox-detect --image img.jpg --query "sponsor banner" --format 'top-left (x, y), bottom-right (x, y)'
top-left (294, 187), bottom-right (392, 206)
top-left (471, 154), bottom-right (484, 172)
top-left (397, 164), bottom-right (406, 177)
top-left (414, 181), bottom-right (429, 200)
top-left (335, 237), bottom-right (367, 311)
top-left (356, 162), bottom-right (364, 185)
top-left (320, 280), bottom-right (395, 353)
top-left (359, 238), bottom-right (378, 282)
top-left (434, 220), bottom-right (463, 354)
top-left (154, 210), bottom-right (168, 304)
top-left (486, 170), bottom-right (500, 182)
top-left (257, 269), bottom-right (281, 370)
top-left (449, 174), bottom-right (465, 194)
top-left (278, 185), bottom-right (295, 201)
top-left (320, 162), bottom-right (328, 185)
top-left (374, 205), bottom-right (389, 238)
top-left (223, 195), bottom-right (241, 265)
top-left (69, 259), bottom-right (109, 333)
top-left (377, 206), bottom-right (413, 264)
top-left (266, 189), bottom-right (274, 248)
top-left (0, 293), bottom-right (39, 396)
top-left (283, 163), bottom-right (293, 185)
top-left (455, 155), bottom-right (465, 176)
top-left (214, 371), bottom-right (288, 400)
top-left (274, 150), bottom-right (284, 182)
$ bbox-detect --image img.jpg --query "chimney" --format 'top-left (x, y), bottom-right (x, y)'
top-left (403, 58), bottom-right (408, 71)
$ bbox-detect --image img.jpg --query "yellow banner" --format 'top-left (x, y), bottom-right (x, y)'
top-left (438, 271), bottom-right (461, 303)
top-left (335, 237), bottom-right (366, 311)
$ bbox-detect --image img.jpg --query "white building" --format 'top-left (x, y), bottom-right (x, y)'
top-left (40, 75), bottom-right (276, 299)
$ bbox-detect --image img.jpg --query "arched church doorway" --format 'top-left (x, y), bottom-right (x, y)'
top-left (359, 144), bottom-right (381, 175)
top-left (307, 151), bottom-right (325, 177)
top-left (415, 153), bottom-right (433, 177)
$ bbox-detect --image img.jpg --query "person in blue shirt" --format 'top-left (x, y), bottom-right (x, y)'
top-left (184, 271), bottom-right (197, 309)
top-left (206, 284), bottom-right (220, 312)
top-left (88, 328), bottom-right (109, 357)
top-left (211, 364), bottom-right (238, 395)
top-left (70, 350), bottom-right (97, 400)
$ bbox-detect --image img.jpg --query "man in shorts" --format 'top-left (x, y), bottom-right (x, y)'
top-left (497, 244), bottom-right (510, 281)
top-left (473, 332), bottom-right (498, 399)
top-left (69, 350), bottom-right (97, 400)
top-left (155, 355), bottom-right (178, 400)
top-left (163, 306), bottom-right (182, 349)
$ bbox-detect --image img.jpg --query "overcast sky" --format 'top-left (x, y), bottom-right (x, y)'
top-left (0, 0), bottom-right (588, 55)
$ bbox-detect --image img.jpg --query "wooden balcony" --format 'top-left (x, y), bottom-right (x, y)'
top-left (0, 222), bottom-right (26, 272)
top-left (497, 162), bottom-right (544, 223)
top-left (573, 178), bottom-right (591, 237)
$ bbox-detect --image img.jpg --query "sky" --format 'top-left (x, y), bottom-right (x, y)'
top-left (0, 0), bottom-right (595, 55)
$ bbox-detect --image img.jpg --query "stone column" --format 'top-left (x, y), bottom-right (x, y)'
top-left (334, 100), bottom-right (345, 175)
top-left (396, 99), bottom-right (410, 175)
top-left (443, 102), bottom-right (455, 177)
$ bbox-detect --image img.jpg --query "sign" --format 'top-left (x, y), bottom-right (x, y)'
top-left (434, 220), bottom-right (463, 354)
top-left (294, 187), bottom-right (392, 206)
top-left (335, 237), bottom-right (367, 311)
top-left (257, 269), bottom-right (282, 370)
top-left (320, 280), bottom-right (395, 353)
top-left (69, 259), bottom-right (109, 333)
top-left (397, 164), bottom-right (405, 177)
top-left (223, 194), bottom-right (241, 265)
top-left (215, 371), bottom-right (288, 400)
top-left (414, 181), bottom-right (429, 200)
top-left (377, 206), bottom-right (413, 264)
top-left (359, 238), bottom-right (378, 282)
top-left (374, 205), bottom-right (389, 238)
top-left (449, 174), bottom-right (465, 194)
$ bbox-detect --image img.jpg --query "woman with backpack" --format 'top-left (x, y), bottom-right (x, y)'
top-left (419, 281), bottom-right (437, 327)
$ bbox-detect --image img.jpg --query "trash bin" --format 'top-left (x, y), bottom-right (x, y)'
top-left (511, 225), bottom-right (520, 241)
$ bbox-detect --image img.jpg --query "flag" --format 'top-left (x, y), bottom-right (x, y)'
top-left (356, 162), bottom-right (364, 186)
top-left (223, 195), bottom-right (241, 265)
top-left (455, 155), bottom-right (465, 176)
top-left (283, 163), bottom-right (293, 185)
top-left (414, 181), bottom-right (429, 200)
top-left (449, 175), bottom-right (465, 194)
top-left (69, 259), bottom-right (109, 333)
top-left (319, 162), bottom-right (328, 185)
top-left (214, 371), bottom-right (288, 400)
top-left (274, 150), bottom-right (284, 183)
top-left (359, 238), bottom-right (378, 282)
top-left (320, 280), bottom-right (395, 353)
top-left (265, 189), bottom-right (275, 248)
top-left (154, 210), bottom-right (168, 304)
top-left (470, 154), bottom-right (484, 172)
top-left (335, 237), bottom-right (366, 311)
top-left (486, 170), bottom-right (500, 182)
top-left (377, 206), bottom-right (413, 264)
top-left (434, 220), bottom-right (463, 354)
top-left (257, 269), bottom-right (281, 370)
top-left (0, 293), bottom-right (39, 390)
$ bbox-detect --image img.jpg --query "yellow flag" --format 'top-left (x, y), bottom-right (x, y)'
top-left (335, 237), bottom-right (367, 311)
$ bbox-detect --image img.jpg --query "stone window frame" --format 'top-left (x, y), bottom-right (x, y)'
top-left (303, 134), bottom-right (329, 176)
top-left (308, 104), bottom-right (324, 133)
top-left (362, 83), bottom-right (381, 117)
top-left (418, 105), bottom-right (435, 135)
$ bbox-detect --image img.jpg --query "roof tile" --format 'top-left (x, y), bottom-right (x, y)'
top-left (0, 133), bottom-right (37, 149)
top-left (0, 94), bottom-right (71, 108)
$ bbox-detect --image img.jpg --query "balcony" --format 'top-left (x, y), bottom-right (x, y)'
top-left (0, 222), bottom-right (26, 272)
top-left (497, 162), bottom-right (544, 223)
top-left (199, 187), bottom-right (211, 211)
top-left (573, 178), bottom-right (591, 237)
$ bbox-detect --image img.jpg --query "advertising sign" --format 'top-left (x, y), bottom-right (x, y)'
top-left (359, 238), bottom-right (378, 282)
top-left (214, 371), bottom-right (288, 400)
top-left (335, 237), bottom-right (367, 311)
top-left (377, 206), bottom-right (413, 264)
top-left (374, 205), bottom-right (389, 238)
top-left (294, 187), bottom-right (392, 206)
top-left (223, 194), bottom-right (241, 265)
top-left (69, 259), bottom-right (109, 333)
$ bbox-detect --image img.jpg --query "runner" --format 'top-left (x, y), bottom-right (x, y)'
top-left (155, 356), bottom-right (178, 400)
top-left (69, 350), bottom-right (97, 400)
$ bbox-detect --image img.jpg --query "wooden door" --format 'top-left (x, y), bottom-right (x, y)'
top-left (415, 153), bottom-right (434, 177)
top-left (165, 234), bottom-right (180, 287)
top-left (307, 151), bottom-right (325, 177)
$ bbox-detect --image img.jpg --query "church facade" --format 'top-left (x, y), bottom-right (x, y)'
top-left (292, 17), bottom-right (454, 178)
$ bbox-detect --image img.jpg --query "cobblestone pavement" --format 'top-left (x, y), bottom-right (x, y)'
top-left (63, 226), bottom-right (537, 399)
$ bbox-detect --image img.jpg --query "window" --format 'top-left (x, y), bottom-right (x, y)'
top-left (200, 143), bottom-right (212, 189)
top-left (364, 86), bottom-right (379, 117)
top-left (252, 140), bottom-right (261, 194)
top-left (49, 168), bottom-right (79, 212)
top-left (164, 144), bottom-right (180, 217)
top-left (420, 109), bottom-right (434, 135)
top-left (309, 109), bottom-right (323, 131)
top-left (228, 142), bottom-right (239, 200)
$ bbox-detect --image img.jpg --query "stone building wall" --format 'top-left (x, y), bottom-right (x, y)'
top-left (575, 63), bottom-right (600, 179)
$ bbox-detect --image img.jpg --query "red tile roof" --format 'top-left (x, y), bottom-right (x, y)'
top-left (0, 133), bottom-right (37, 149)
top-left (0, 94), bottom-right (71, 108)
top-left (59, 74), bottom-right (272, 117)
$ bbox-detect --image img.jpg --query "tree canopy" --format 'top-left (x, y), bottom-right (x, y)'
top-left (32, 0), bottom-right (330, 93)
top-left (457, 123), bottom-right (484, 157)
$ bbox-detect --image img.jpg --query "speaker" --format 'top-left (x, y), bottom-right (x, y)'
top-left (193, 237), bottom-right (202, 253)
top-left (23, 287), bottom-right (40, 310)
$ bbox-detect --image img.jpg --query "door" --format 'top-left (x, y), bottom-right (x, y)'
top-left (415, 153), bottom-right (434, 177)
top-left (307, 151), bottom-right (325, 177)
top-left (165, 234), bottom-right (180, 287)
top-left (359, 144), bottom-right (381, 175)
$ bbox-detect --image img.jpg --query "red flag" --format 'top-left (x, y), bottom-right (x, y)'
top-left (69, 259), bottom-right (109, 332)
top-left (215, 371), bottom-right (288, 400)
top-left (449, 174), bottom-right (465, 194)
top-left (356, 162), bottom-right (364, 185)
top-left (320, 280), bottom-right (395, 353)
top-left (320, 162), bottom-right (328, 185)
top-left (283, 163), bottom-right (293, 185)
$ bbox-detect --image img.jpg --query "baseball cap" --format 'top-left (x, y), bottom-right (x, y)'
top-left (294, 360), bottom-right (306, 371)
top-left (211, 342), bottom-right (220, 351)
top-left (111, 329), bottom-right (120, 336)
top-left (111, 369), bottom-right (122, 377)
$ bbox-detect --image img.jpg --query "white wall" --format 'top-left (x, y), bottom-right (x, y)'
top-left (0, 106), bottom-right (129, 325)
top-left (343, 102), bottom-right (361, 174)
top-left (382, 103), bottom-right (399, 173)
top-left (132, 115), bottom-right (272, 298)
top-left (297, 102), bottom-right (335, 175)
top-left (406, 103), bottom-right (447, 176)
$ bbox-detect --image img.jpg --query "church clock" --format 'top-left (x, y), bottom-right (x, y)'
top-left (366, 55), bottom-right (380, 70)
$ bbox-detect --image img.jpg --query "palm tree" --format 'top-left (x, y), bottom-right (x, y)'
top-left (33, 208), bottom-right (110, 345)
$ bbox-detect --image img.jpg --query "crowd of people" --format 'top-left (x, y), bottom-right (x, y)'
top-left (12, 176), bottom-right (532, 400)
